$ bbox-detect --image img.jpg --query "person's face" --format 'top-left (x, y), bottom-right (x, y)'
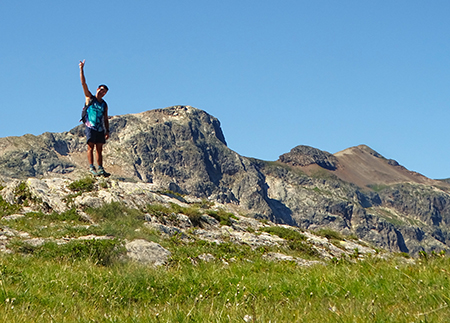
top-left (97, 87), bottom-right (108, 99)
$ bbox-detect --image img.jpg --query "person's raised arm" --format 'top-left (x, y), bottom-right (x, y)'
top-left (79, 60), bottom-right (93, 104)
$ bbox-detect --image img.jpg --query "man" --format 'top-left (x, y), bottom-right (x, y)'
top-left (79, 59), bottom-right (110, 176)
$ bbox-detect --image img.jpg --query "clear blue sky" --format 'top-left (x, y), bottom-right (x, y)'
top-left (1, 1), bottom-right (450, 179)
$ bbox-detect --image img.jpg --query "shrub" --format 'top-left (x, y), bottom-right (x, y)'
top-left (260, 226), bottom-right (307, 242)
top-left (84, 202), bottom-right (151, 239)
top-left (146, 204), bottom-right (172, 218)
top-left (315, 228), bottom-right (344, 241)
top-left (190, 199), bottom-right (214, 209)
top-left (260, 226), bottom-right (318, 257)
top-left (13, 181), bottom-right (41, 206)
top-left (0, 196), bottom-right (21, 216)
top-left (147, 203), bottom-right (204, 227)
top-left (68, 176), bottom-right (96, 193)
top-left (286, 240), bottom-right (320, 257)
top-left (87, 202), bottom-right (144, 222)
top-left (157, 190), bottom-right (187, 203)
top-left (206, 209), bottom-right (237, 226)
top-left (10, 238), bottom-right (125, 266)
top-left (29, 208), bottom-right (82, 222)
top-left (182, 207), bottom-right (202, 227)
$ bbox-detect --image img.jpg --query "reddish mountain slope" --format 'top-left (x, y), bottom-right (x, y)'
top-left (333, 145), bottom-right (440, 188)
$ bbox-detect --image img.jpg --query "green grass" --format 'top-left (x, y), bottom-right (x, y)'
top-left (315, 228), bottom-right (345, 241)
top-left (0, 196), bottom-right (21, 216)
top-left (8, 238), bottom-right (124, 266)
top-left (0, 251), bottom-right (450, 322)
top-left (2, 202), bottom-right (450, 321)
top-left (260, 226), bottom-right (319, 258)
top-left (206, 208), bottom-right (237, 226)
top-left (0, 209), bottom-right (90, 239)
top-left (371, 208), bottom-right (407, 226)
top-left (146, 203), bottom-right (216, 227)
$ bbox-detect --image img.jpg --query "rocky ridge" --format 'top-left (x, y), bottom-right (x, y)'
top-left (0, 176), bottom-right (386, 266)
top-left (0, 105), bottom-right (449, 256)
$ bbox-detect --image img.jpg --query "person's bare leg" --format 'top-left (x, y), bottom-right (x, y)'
top-left (87, 142), bottom-right (95, 166)
top-left (95, 143), bottom-right (104, 167)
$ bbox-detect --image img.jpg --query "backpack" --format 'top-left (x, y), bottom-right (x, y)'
top-left (80, 97), bottom-right (107, 125)
top-left (80, 97), bottom-right (93, 124)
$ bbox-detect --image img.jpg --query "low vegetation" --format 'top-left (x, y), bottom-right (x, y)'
top-left (261, 226), bottom-right (319, 257)
top-left (0, 195), bottom-right (449, 321)
top-left (0, 245), bottom-right (450, 321)
top-left (205, 208), bottom-right (237, 226)
top-left (13, 181), bottom-right (42, 206)
top-left (68, 176), bottom-right (96, 193)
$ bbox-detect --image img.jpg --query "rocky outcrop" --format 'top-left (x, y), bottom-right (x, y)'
top-left (1, 106), bottom-right (450, 255)
top-left (278, 145), bottom-right (339, 170)
top-left (0, 183), bottom-right (383, 266)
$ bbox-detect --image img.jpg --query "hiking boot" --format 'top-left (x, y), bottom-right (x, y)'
top-left (97, 166), bottom-right (106, 176)
top-left (89, 165), bottom-right (97, 176)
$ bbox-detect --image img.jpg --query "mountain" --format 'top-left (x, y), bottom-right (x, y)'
top-left (1, 105), bottom-right (450, 255)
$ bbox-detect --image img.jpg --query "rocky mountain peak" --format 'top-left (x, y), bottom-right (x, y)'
top-left (277, 145), bottom-right (339, 170)
top-left (336, 144), bottom-right (384, 158)
top-left (332, 144), bottom-right (434, 188)
top-left (1, 106), bottom-right (450, 256)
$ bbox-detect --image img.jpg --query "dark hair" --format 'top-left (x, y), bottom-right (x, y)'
top-left (98, 84), bottom-right (109, 91)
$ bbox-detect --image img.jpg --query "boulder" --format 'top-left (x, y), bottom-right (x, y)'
top-left (125, 239), bottom-right (171, 266)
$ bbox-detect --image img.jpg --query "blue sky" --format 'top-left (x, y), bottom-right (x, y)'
top-left (1, 1), bottom-right (450, 179)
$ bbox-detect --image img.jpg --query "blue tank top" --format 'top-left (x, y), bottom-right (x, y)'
top-left (85, 97), bottom-right (106, 132)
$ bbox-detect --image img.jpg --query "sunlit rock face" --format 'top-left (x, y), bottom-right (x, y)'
top-left (1, 105), bottom-right (450, 255)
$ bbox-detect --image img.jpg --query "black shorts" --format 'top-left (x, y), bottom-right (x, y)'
top-left (85, 127), bottom-right (106, 144)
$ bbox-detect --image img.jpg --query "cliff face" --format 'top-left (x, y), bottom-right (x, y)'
top-left (1, 105), bottom-right (450, 255)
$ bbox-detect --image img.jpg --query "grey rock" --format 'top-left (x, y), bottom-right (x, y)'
top-left (263, 252), bottom-right (325, 267)
top-left (278, 145), bottom-right (339, 170)
top-left (23, 238), bottom-right (47, 247)
top-left (77, 235), bottom-right (111, 241)
top-left (78, 211), bottom-right (94, 224)
top-left (125, 239), bottom-right (171, 266)
top-left (145, 222), bottom-right (185, 238)
top-left (200, 214), bottom-right (219, 227)
top-left (191, 228), bottom-right (223, 244)
top-left (2, 214), bottom-right (25, 221)
top-left (198, 253), bottom-right (215, 262)
top-left (175, 214), bottom-right (193, 229)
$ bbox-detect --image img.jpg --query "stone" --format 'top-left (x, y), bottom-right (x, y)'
top-left (23, 238), bottom-right (46, 247)
top-left (2, 214), bottom-right (25, 221)
top-left (200, 214), bottom-right (219, 227)
top-left (125, 239), bottom-right (171, 266)
top-left (145, 223), bottom-right (185, 238)
top-left (263, 252), bottom-right (325, 267)
top-left (198, 253), bottom-right (215, 262)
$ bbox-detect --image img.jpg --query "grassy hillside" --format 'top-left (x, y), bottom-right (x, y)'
top-left (0, 190), bottom-right (449, 322)
top-left (1, 247), bottom-right (449, 322)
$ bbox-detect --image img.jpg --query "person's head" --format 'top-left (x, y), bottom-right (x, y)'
top-left (96, 84), bottom-right (109, 99)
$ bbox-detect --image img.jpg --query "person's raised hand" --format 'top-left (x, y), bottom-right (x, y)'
top-left (79, 59), bottom-right (85, 69)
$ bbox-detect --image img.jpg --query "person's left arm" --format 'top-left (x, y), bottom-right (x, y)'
top-left (104, 104), bottom-right (110, 140)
